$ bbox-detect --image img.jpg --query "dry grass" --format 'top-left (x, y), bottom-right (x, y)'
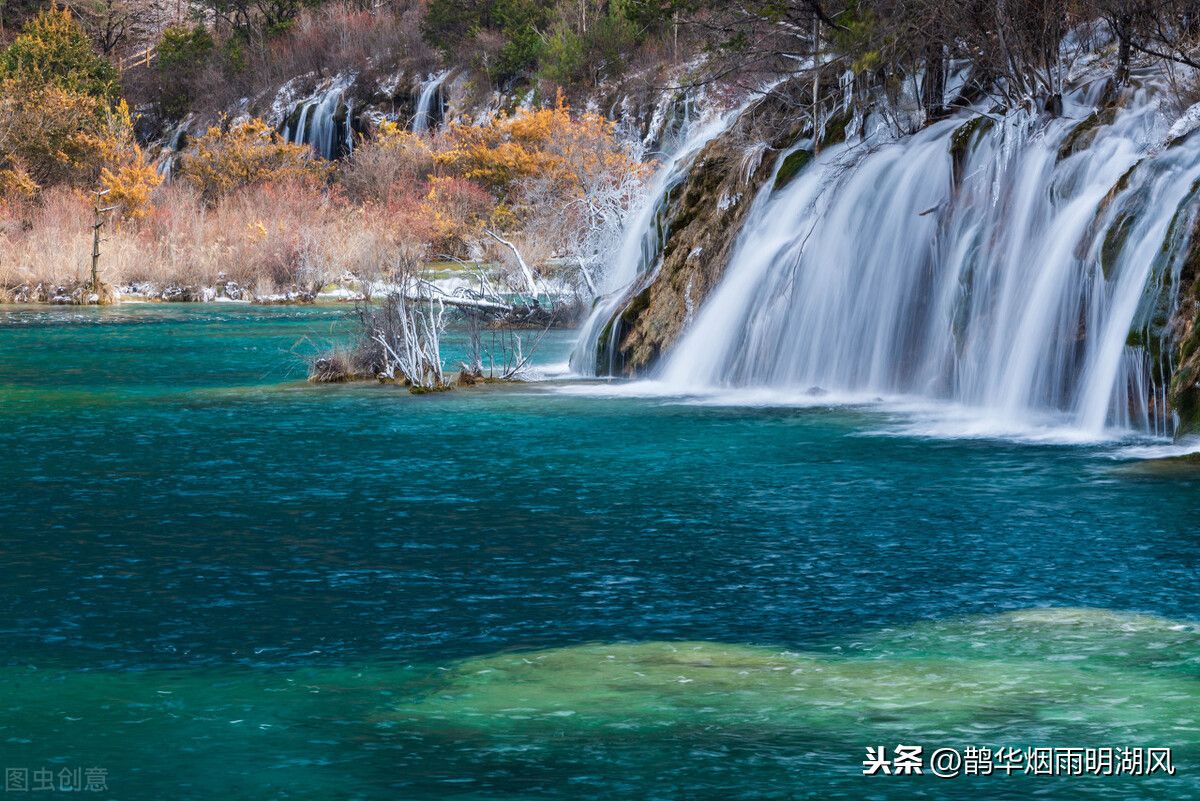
top-left (0, 180), bottom-right (423, 297)
top-left (307, 342), bottom-right (368, 382)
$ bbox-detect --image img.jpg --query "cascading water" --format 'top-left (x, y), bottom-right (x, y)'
top-left (412, 71), bottom-right (450, 134)
top-left (659, 80), bottom-right (1200, 438)
top-left (156, 116), bottom-right (192, 181)
top-left (286, 77), bottom-right (355, 159)
top-left (569, 101), bottom-right (744, 375)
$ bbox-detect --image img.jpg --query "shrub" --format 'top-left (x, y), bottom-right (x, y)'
top-left (178, 119), bottom-right (332, 202)
top-left (540, 1), bottom-right (640, 87)
top-left (100, 156), bottom-right (163, 221)
top-left (0, 78), bottom-right (145, 190)
top-left (0, 11), bottom-right (144, 192)
top-left (0, 165), bottom-right (38, 202)
top-left (423, 0), bottom-right (551, 84)
top-left (436, 94), bottom-right (643, 205)
top-left (423, 175), bottom-right (497, 256)
top-left (84, 98), bottom-right (164, 219)
top-left (155, 25), bottom-right (215, 120)
top-left (339, 121), bottom-right (436, 204)
top-left (0, 9), bottom-right (118, 103)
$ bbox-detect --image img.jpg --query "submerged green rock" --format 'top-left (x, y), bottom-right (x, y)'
top-left (2, 609), bottom-right (1198, 797)
top-left (393, 609), bottom-right (1200, 747)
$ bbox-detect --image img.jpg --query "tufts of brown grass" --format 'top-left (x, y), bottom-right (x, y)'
top-left (0, 179), bottom-right (428, 298)
top-left (307, 343), bottom-right (370, 383)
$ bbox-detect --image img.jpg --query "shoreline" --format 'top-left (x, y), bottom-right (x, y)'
top-left (0, 282), bottom-right (363, 306)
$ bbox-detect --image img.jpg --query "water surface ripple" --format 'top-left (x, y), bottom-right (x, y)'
top-left (1, 305), bottom-right (1197, 800)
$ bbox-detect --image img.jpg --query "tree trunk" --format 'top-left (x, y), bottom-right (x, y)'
top-left (923, 44), bottom-right (947, 122)
top-left (1115, 15), bottom-right (1131, 86)
top-left (484, 229), bottom-right (542, 303)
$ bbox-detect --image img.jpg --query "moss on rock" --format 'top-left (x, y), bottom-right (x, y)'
top-left (1056, 103), bottom-right (1119, 163)
top-left (597, 88), bottom-right (809, 376)
top-left (949, 116), bottom-right (993, 185)
top-left (390, 609), bottom-right (1200, 743)
top-left (773, 148), bottom-right (812, 192)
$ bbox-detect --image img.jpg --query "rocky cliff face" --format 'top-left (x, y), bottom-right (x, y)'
top-left (1169, 191), bottom-right (1200, 436)
top-left (593, 88), bottom-right (811, 375)
top-left (159, 63), bottom-right (696, 172)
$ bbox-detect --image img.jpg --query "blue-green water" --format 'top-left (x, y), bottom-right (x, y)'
top-left (2, 304), bottom-right (1199, 800)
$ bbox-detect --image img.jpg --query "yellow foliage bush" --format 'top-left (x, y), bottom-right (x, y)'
top-left (0, 165), bottom-right (38, 202)
top-left (88, 100), bottom-right (163, 219)
top-left (0, 81), bottom-right (155, 205)
top-left (0, 77), bottom-right (103, 187)
top-left (422, 175), bottom-right (497, 256)
top-left (100, 159), bottom-right (162, 221)
top-left (373, 121), bottom-right (435, 160)
top-left (436, 93), bottom-right (645, 204)
top-left (178, 119), bottom-right (332, 202)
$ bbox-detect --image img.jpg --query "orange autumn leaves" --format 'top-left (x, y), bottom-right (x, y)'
top-left (437, 93), bottom-right (646, 204)
top-left (365, 92), bottom-right (648, 255)
top-left (178, 119), bottom-right (329, 203)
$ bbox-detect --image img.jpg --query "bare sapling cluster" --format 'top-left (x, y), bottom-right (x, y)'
top-left (362, 288), bottom-right (447, 390)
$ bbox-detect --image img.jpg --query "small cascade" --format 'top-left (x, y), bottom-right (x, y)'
top-left (412, 71), bottom-right (450, 134)
top-left (286, 77), bottom-right (356, 159)
top-left (569, 106), bottom-right (740, 375)
top-left (642, 90), bottom-right (703, 152)
top-left (656, 82), bottom-right (1200, 438)
top-left (156, 116), bottom-right (193, 181)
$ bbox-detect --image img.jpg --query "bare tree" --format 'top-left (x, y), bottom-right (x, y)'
top-left (1093, 0), bottom-right (1200, 84)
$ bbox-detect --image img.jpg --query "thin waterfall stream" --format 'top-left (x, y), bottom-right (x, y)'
top-left (412, 70), bottom-right (450, 133)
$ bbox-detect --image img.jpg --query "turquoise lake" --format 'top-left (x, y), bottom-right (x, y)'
top-left (2, 304), bottom-right (1199, 800)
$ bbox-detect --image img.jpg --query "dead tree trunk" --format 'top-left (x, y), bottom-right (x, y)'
top-left (1114, 14), bottom-right (1132, 86)
top-left (924, 44), bottom-right (947, 122)
top-left (91, 188), bottom-right (112, 291)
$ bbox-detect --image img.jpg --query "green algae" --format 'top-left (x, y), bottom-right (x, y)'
top-left (3, 609), bottom-right (1199, 798)
top-left (773, 148), bottom-right (812, 192)
top-left (390, 609), bottom-right (1200, 747)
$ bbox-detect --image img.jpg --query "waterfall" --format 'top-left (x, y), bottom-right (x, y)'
top-left (287, 77), bottom-right (355, 159)
top-left (413, 71), bottom-right (450, 134)
top-left (658, 83), bottom-right (1200, 438)
top-left (156, 116), bottom-right (192, 181)
top-left (569, 104), bottom-right (740, 375)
